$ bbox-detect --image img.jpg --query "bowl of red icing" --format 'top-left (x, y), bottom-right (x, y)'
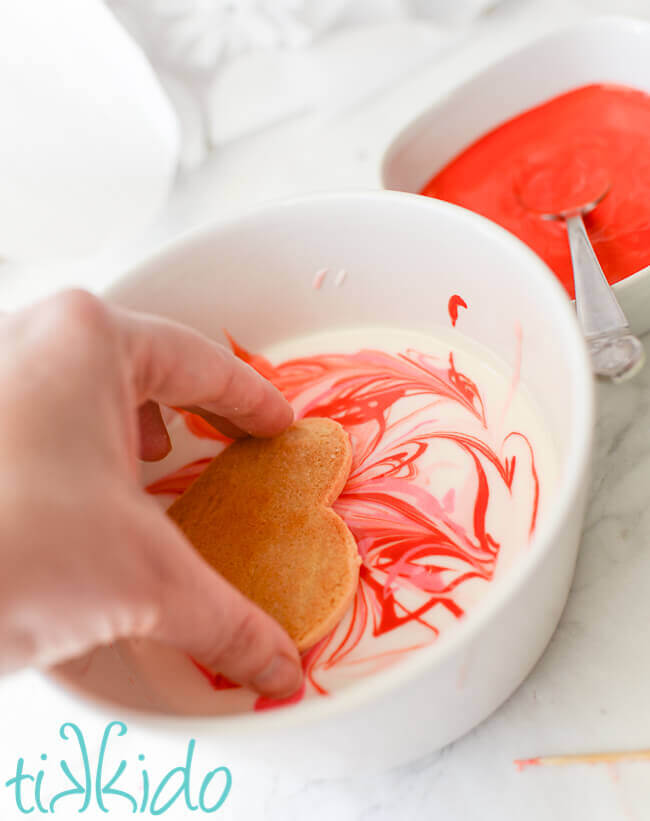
top-left (382, 16), bottom-right (650, 331)
top-left (50, 191), bottom-right (593, 777)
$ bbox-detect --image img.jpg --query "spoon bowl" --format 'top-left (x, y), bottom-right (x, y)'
top-left (517, 166), bottom-right (644, 382)
top-left (517, 179), bottom-right (610, 222)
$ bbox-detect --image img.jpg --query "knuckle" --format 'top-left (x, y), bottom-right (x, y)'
top-left (231, 607), bottom-right (265, 652)
top-left (125, 526), bottom-right (173, 628)
top-left (232, 375), bottom-right (267, 421)
top-left (206, 607), bottom-right (270, 674)
top-left (98, 506), bottom-right (167, 638)
top-left (130, 592), bottom-right (164, 639)
top-left (48, 289), bottom-right (112, 344)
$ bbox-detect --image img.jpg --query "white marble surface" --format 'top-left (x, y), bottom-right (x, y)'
top-left (2, 0), bottom-right (650, 818)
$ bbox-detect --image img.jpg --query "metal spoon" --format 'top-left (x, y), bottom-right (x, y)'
top-left (518, 181), bottom-right (644, 382)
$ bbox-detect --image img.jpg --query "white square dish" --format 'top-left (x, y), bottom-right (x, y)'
top-left (381, 15), bottom-right (650, 334)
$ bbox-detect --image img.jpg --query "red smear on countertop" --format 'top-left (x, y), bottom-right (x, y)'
top-left (514, 757), bottom-right (541, 772)
top-left (421, 84), bottom-right (650, 298)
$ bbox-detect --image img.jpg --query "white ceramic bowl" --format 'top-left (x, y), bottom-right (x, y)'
top-left (56, 192), bottom-right (593, 777)
top-left (382, 15), bottom-right (650, 334)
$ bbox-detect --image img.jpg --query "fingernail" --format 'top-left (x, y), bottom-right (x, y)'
top-left (252, 653), bottom-right (302, 698)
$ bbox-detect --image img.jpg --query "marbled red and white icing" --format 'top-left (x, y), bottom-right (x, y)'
top-left (142, 326), bottom-right (557, 711)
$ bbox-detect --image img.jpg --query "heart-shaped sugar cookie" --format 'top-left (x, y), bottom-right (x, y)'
top-left (167, 417), bottom-right (360, 651)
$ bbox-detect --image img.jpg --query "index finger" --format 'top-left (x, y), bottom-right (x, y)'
top-left (114, 307), bottom-right (293, 438)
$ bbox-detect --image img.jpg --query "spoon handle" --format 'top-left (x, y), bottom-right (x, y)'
top-left (566, 214), bottom-right (644, 381)
top-left (566, 214), bottom-right (627, 335)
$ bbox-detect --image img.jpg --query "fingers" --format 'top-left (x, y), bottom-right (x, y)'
top-left (139, 404), bottom-right (246, 464)
top-left (122, 309), bottom-right (299, 693)
top-left (115, 308), bottom-right (293, 438)
top-left (140, 510), bottom-right (302, 699)
top-left (138, 401), bottom-right (172, 461)
top-left (180, 406), bottom-right (247, 439)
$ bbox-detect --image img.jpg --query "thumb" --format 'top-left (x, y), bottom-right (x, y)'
top-left (138, 508), bottom-right (303, 699)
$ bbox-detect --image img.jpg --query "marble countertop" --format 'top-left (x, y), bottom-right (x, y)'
top-left (2, 1), bottom-right (650, 818)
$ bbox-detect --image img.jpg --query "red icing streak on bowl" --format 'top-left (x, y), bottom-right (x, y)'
top-left (448, 294), bottom-right (468, 327)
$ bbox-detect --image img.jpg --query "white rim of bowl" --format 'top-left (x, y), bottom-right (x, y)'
top-left (380, 14), bottom-right (650, 192)
top-left (71, 190), bottom-right (594, 736)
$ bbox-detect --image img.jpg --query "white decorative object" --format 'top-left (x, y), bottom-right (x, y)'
top-left (107, 0), bottom-right (501, 165)
top-left (206, 20), bottom-right (455, 146)
top-left (0, 0), bottom-right (179, 261)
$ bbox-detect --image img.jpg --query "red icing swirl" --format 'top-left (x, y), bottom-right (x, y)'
top-left (147, 334), bottom-right (540, 709)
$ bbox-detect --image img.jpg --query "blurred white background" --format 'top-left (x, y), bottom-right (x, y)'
top-left (2, 3), bottom-right (650, 818)
top-left (2, 0), bottom-right (641, 273)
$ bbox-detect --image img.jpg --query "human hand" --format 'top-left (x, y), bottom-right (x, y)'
top-left (0, 290), bottom-right (302, 698)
